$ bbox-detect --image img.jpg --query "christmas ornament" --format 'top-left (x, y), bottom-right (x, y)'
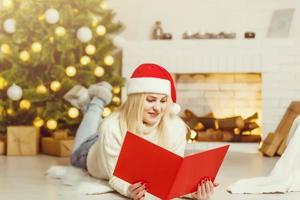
top-left (6, 108), bottom-right (14, 115)
top-left (38, 15), bottom-right (45, 21)
top-left (92, 16), bottom-right (102, 27)
top-left (19, 99), bottom-right (31, 110)
top-left (1, 43), bottom-right (11, 54)
top-left (55, 26), bottom-right (66, 37)
top-left (85, 44), bottom-right (96, 55)
top-left (77, 26), bottom-right (92, 43)
top-left (46, 119), bottom-right (57, 130)
top-left (65, 66), bottom-right (77, 77)
top-left (45, 8), bottom-right (60, 24)
top-left (2, 0), bottom-right (13, 9)
top-left (112, 96), bottom-right (121, 105)
top-left (19, 50), bottom-right (30, 62)
top-left (36, 84), bottom-right (48, 94)
top-left (100, 2), bottom-right (108, 9)
top-left (80, 56), bottom-right (91, 65)
top-left (94, 66), bottom-right (105, 77)
top-left (68, 107), bottom-right (79, 119)
top-left (102, 107), bottom-right (111, 117)
top-left (96, 25), bottom-right (106, 36)
top-left (112, 86), bottom-right (121, 94)
top-left (31, 42), bottom-right (42, 53)
top-left (33, 116), bottom-right (44, 128)
top-left (49, 36), bottom-right (54, 43)
top-left (3, 18), bottom-right (16, 33)
top-left (0, 77), bottom-right (8, 90)
top-left (104, 55), bottom-right (114, 66)
top-left (50, 81), bottom-right (61, 92)
top-left (7, 83), bottom-right (23, 101)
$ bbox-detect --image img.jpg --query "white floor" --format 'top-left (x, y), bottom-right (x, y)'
top-left (0, 152), bottom-right (300, 200)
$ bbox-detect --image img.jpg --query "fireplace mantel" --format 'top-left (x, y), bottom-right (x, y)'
top-left (122, 39), bottom-right (300, 152)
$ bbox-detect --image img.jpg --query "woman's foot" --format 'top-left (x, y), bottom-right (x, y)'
top-left (88, 81), bottom-right (113, 105)
top-left (63, 85), bottom-right (90, 112)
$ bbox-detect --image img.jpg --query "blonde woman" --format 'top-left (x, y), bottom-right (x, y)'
top-left (70, 63), bottom-right (216, 200)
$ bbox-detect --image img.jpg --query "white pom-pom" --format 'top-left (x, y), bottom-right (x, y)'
top-left (45, 8), bottom-right (60, 24)
top-left (7, 83), bottom-right (22, 101)
top-left (3, 18), bottom-right (16, 33)
top-left (170, 103), bottom-right (181, 115)
top-left (77, 26), bottom-right (93, 43)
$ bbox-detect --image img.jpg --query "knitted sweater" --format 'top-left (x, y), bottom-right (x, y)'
top-left (86, 112), bottom-right (187, 197)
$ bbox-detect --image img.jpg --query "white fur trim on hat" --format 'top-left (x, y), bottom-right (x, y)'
top-left (127, 77), bottom-right (171, 96)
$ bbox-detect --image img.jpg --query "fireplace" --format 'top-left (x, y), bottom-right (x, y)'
top-left (122, 39), bottom-right (300, 152)
top-left (175, 73), bottom-right (261, 143)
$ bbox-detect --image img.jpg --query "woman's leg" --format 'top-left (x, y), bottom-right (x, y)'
top-left (72, 97), bottom-right (105, 153)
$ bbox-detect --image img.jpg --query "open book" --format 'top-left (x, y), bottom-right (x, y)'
top-left (113, 131), bottom-right (229, 199)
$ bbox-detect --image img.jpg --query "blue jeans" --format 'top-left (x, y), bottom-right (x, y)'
top-left (70, 97), bottom-right (105, 170)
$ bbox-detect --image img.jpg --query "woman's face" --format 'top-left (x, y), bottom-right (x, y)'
top-left (142, 93), bottom-right (168, 125)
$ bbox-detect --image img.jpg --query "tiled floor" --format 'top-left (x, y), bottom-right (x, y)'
top-left (0, 152), bottom-right (299, 200)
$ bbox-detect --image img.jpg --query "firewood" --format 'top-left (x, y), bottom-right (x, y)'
top-left (242, 122), bottom-right (259, 132)
top-left (217, 116), bottom-right (245, 130)
top-left (244, 112), bottom-right (258, 123)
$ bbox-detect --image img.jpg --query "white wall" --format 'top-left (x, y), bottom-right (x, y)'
top-left (109, 0), bottom-right (300, 40)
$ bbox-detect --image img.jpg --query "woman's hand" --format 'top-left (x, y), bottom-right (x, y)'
top-left (128, 182), bottom-right (147, 200)
top-left (192, 179), bottom-right (218, 200)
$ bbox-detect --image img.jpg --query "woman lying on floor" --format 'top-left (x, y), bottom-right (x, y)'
top-left (69, 63), bottom-right (217, 200)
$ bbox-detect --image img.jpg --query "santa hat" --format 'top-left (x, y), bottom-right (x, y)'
top-left (127, 63), bottom-right (181, 115)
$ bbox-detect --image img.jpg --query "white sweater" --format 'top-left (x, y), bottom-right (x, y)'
top-left (86, 112), bottom-right (187, 197)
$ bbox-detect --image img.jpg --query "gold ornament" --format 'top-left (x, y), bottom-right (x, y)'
top-left (2, 0), bottom-right (13, 9)
top-left (112, 86), bottom-right (121, 94)
top-left (36, 84), bottom-right (48, 94)
top-left (68, 107), bottom-right (79, 119)
top-left (31, 42), bottom-right (42, 53)
top-left (6, 108), bottom-right (14, 115)
top-left (50, 81), bottom-right (61, 92)
top-left (49, 36), bottom-right (54, 43)
top-left (112, 96), bottom-right (121, 105)
top-left (73, 8), bottom-right (79, 13)
top-left (102, 107), bottom-right (111, 117)
top-left (85, 44), bottom-right (96, 55)
top-left (0, 77), bottom-right (8, 90)
top-left (1, 43), bottom-right (11, 54)
top-left (33, 116), bottom-right (44, 128)
top-left (46, 119), bottom-right (57, 130)
top-left (65, 66), bottom-right (77, 77)
top-left (104, 55), bottom-right (114, 66)
top-left (92, 16), bottom-right (102, 27)
top-left (80, 56), bottom-right (91, 66)
top-left (100, 2), bottom-right (107, 9)
top-left (94, 66), bottom-right (105, 77)
top-left (55, 26), bottom-right (66, 37)
top-left (19, 50), bottom-right (30, 62)
top-left (96, 25), bottom-right (106, 36)
top-left (19, 99), bottom-right (31, 110)
top-left (38, 15), bottom-right (45, 21)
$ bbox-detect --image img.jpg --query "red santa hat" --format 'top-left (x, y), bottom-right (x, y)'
top-left (127, 63), bottom-right (181, 115)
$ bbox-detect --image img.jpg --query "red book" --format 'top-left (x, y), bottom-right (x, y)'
top-left (113, 131), bottom-right (229, 199)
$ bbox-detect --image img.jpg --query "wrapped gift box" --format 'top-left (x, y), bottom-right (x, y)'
top-left (41, 137), bottom-right (74, 157)
top-left (7, 126), bottom-right (40, 156)
top-left (0, 138), bottom-right (5, 155)
top-left (52, 129), bottom-right (69, 140)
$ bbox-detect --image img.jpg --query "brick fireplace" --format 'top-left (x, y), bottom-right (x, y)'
top-left (122, 39), bottom-right (300, 152)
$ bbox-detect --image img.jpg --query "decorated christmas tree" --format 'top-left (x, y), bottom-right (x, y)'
top-left (0, 0), bottom-right (124, 135)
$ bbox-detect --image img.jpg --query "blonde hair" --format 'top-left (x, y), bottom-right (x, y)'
top-left (119, 93), bottom-right (177, 148)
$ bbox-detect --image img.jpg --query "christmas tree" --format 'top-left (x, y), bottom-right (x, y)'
top-left (0, 0), bottom-right (124, 134)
